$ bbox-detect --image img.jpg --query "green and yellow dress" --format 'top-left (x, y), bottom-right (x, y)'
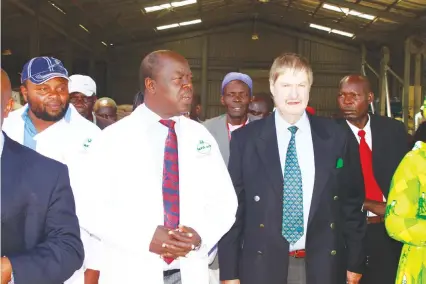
top-left (385, 141), bottom-right (426, 284)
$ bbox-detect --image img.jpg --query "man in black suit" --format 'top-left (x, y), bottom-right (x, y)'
top-left (218, 54), bottom-right (366, 284)
top-left (1, 68), bottom-right (84, 284)
top-left (337, 74), bottom-right (408, 284)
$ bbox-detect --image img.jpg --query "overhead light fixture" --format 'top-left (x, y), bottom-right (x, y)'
top-left (179, 19), bottom-right (202, 26)
top-left (323, 3), bottom-right (376, 20)
top-left (331, 29), bottom-right (354, 37)
top-left (48, 1), bottom-right (66, 15)
top-left (110, 43), bottom-right (114, 46)
top-left (171, 0), bottom-right (197, 7)
top-left (101, 41), bottom-right (108, 46)
top-left (79, 24), bottom-right (90, 33)
top-left (157, 23), bottom-right (180, 30)
top-left (145, 0), bottom-right (196, 13)
top-left (309, 23), bottom-right (354, 38)
top-left (309, 23), bottom-right (331, 32)
top-left (156, 19), bottom-right (202, 30)
top-left (252, 33), bottom-right (259, 40)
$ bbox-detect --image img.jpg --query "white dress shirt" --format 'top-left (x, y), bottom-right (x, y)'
top-left (346, 116), bottom-right (385, 217)
top-left (137, 105), bottom-right (183, 271)
top-left (79, 104), bottom-right (237, 284)
top-left (275, 111), bottom-right (315, 251)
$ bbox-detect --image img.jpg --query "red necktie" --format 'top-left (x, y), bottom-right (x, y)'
top-left (358, 130), bottom-right (383, 202)
top-left (160, 119), bottom-right (180, 264)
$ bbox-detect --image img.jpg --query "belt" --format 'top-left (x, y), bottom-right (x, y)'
top-left (289, 250), bottom-right (306, 258)
top-left (163, 269), bottom-right (180, 277)
top-left (367, 216), bottom-right (385, 224)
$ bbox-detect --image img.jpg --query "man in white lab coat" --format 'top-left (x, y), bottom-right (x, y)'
top-left (80, 50), bottom-right (238, 284)
top-left (2, 56), bottom-right (102, 284)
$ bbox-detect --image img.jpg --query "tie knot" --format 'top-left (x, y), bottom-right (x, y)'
top-left (358, 129), bottom-right (366, 138)
top-left (160, 119), bottom-right (176, 129)
top-left (288, 126), bottom-right (298, 135)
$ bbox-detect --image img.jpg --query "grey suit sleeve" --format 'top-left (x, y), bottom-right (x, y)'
top-left (8, 165), bottom-right (84, 284)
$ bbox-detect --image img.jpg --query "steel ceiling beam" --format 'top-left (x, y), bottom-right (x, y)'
top-left (114, 19), bottom-right (358, 53)
top-left (325, 0), bottom-right (409, 23)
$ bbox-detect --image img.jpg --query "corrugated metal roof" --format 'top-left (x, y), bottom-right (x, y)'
top-left (3, 0), bottom-right (426, 48)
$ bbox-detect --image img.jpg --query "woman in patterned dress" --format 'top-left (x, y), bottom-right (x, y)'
top-left (385, 141), bottom-right (426, 284)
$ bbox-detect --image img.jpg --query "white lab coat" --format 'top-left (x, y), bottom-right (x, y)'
top-left (79, 104), bottom-right (238, 284)
top-left (2, 104), bottom-right (102, 284)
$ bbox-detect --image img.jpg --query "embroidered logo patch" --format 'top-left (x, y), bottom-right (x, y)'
top-left (196, 140), bottom-right (211, 154)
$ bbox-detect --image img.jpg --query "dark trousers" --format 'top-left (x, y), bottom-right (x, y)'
top-left (360, 223), bottom-right (402, 284)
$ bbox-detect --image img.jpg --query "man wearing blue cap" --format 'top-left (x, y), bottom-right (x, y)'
top-left (2, 56), bottom-right (102, 284)
top-left (1, 68), bottom-right (84, 284)
top-left (203, 72), bottom-right (254, 165)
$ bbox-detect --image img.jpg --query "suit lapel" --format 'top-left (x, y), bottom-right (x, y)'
top-left (256, 114), bottom-right (284, 198)
top-left (369, 115), bottom-right (386, 195)
top-left (308, 116), bottom-right (335, 226)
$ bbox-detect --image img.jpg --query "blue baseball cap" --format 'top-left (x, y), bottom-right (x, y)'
top-left (21, 56), bottom-right (69, 85)
top-left (221, 72), bottom-right (253, 96)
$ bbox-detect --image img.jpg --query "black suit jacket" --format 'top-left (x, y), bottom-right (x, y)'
top-left (218, 114), bottom-right (366, 284)
top-left (337, 115), bottom-right (409, 201)
top-left (1, 133), bottom-right (84, 284)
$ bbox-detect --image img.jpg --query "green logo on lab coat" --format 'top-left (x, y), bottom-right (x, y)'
top-left (83, 138), bottom-right (93, 148)
top-left (197, 140), bottom-right (211, 154)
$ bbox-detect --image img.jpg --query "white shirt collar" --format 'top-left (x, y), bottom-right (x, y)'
top-left (346, 114), bottom-right (371, 133)
top-left (275, 110), bottom-right (310, 133)
top-left (139, 103), bottom-right (181, 126)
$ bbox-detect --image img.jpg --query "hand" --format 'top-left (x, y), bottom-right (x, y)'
top-left (1, 257), bottom-right (12, 284)
top-left (161, 225), bottom-right (202, 259)
top-left (221, 280), bottom-right (240, 284)
top-left (84, 269), bottom-right (100, 284)
top-left (149, 226), bottom-right (194, 259)
top-left (363, 199), bottom-right (386, 216)
top-left (347, 271), bottom-right (362, 284)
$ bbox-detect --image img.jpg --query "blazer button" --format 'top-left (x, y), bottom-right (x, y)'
top-left (330, 250), bottom-right (337, 256)
top-left (259, 224), bottom-right (264, 228)
top-left (254, 196), bottom-right (260, 202)
top-left (330, 223), bottom-right (335, 229)
top-left (333, 196), bottom-right (339, 201)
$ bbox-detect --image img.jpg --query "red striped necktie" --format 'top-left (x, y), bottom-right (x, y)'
top-left (160, 119), bottom-right (180, 264)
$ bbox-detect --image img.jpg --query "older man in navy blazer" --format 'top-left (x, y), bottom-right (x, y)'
top-left (1, 68), bottom-right (84, 284)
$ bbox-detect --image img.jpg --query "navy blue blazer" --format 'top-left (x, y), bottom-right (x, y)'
top-left (1, 133), bottom-right (84, 284)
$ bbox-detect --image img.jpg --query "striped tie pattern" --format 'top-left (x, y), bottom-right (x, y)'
top-left (160, 119), bottom-right (180, 264)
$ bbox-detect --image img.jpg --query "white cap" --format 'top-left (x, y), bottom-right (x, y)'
top-left (68, 74), bottom-right (96, 97)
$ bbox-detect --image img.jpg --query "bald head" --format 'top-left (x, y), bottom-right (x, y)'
top-left (139, 49), bottom-right (193, 118)
top-left (94, 97), bottom-right (118, 122)
top-left (1, 68), bottom-right (13, 125)
top-left (339, 74), bottom-right (371, 94)
top-left (139, 50), bottom-right (187, 92)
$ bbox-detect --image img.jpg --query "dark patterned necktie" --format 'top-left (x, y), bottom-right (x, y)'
top-left (282, 126), bottom-right (304, 245)
top-left (159, 119), bottom-right (180, 264)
